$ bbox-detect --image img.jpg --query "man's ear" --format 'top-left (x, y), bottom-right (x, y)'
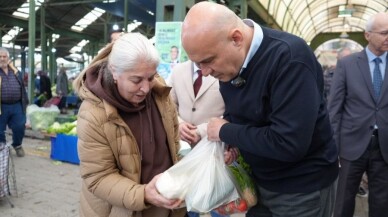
top-left (230, 29), bottom-right (243, 47)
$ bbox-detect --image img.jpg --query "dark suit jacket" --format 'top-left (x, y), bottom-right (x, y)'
top-left (328, 50), bottom-right (388, 163)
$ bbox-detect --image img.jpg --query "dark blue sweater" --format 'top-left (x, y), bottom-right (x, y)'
top-left (220, 27), bottom-right (338, 193)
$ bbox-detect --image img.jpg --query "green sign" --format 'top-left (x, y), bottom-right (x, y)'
top-left (155, 22), bottom-right (188, 80)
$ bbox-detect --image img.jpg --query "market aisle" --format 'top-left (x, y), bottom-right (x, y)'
top-left (0, 136), bottom-right (81, 217)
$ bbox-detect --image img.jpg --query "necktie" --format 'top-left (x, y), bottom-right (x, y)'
top-left (373, 57), bottom-right (383, 99)
top-left (193, 70), bottom-right (202, 97)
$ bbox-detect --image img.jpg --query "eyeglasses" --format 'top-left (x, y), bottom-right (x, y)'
top-left (368, 30), bottom-right (388, 37)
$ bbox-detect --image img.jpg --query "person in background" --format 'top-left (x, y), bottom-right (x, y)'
top-left (0, 47), bottom-right (29, 157)
top-left (323, 47), bottom-right (369, 198)
top-left (56, 66), bottom-right (69, 114)
top-left (169, 60), bottom-right (232, 217)
top-left (72, 32), bottom-right (186, 217)
top-left (181, 2), bottom-right (338, 217)
top-left (323, 47), bottom-right (353, 102)
top-left (329, 12), bottom-right (388, 217)
top-left (34, 70), bottom-right (52, 106)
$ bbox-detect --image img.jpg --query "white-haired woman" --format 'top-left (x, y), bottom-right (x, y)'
top-left (73, 33), bottom-right (186, 217)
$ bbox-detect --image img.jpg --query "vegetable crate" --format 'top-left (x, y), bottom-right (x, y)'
top-left (50, 134), bottom-right (80, 164)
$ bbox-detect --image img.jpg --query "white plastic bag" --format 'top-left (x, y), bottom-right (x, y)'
top-left (26, 104), bottom-right (60, 131)
top-left (156, 138), bottom-right (239, 212)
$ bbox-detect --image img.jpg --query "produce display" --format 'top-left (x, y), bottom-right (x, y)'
top-left (214, 156), bottom-right (258, 215)
top-left (27, 104), bottom-right (60, 131)
top-left (46, 121), bottom-right (77, 135)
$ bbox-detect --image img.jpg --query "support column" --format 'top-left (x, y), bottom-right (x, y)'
top-left (28, 0), bottom-right (36, 103)
top-left (48, 33), bottom-right (56, 83)
top-left (229, 0), bottom-right (248, 19)
top-left (124, 0), bottom-right (128, 32)
top-left (156, 0), bottom-right (195, 22)
top-left (41, 5), bottom-right (47, 71)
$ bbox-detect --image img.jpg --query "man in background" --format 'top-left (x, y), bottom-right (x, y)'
top-left (323, 47), bottom-right (353, 102)
top-left (0, 47), bottom-right (29, 157)
top-left (329, 12), bottom-right (388, 217)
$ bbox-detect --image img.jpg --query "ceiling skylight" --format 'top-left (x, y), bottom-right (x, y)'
top-left (70, 8), bottom-right (106, 32)
top-left (12, 0), bottom-right (44, 19)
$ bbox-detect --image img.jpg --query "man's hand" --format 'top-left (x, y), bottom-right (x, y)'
top-left (207, 117), bottom-right (228, 141)
top-left (179, 122), bottom-right (200, 145)
top-left (144, 174), bottom-right (183, 209)
top-left (8, 60), bottom-right (18, 73)
top-left (224, 146), bottom-right (239, 165)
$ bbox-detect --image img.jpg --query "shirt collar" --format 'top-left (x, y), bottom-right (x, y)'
top-left (239, 19), bottom-right (263, 74)
top-left (193, 62), bottom-right (200, 73)
top-left (366, 47), bottom-right (387, 64)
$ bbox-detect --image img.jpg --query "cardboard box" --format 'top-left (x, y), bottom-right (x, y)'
top-left (50, 134), bottom-right (80, 164)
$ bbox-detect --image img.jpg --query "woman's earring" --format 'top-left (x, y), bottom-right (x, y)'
top-left (114, 79), bottom-right (117, 84)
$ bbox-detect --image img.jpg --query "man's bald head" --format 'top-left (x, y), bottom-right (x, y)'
top-left (180, 2), bottom-right (252, 82)
top-left (182, 2), bottom-right (239, 50)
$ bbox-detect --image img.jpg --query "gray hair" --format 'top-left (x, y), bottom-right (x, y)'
top-left (0, 47), bottom-right (10, 56)
top-left (365, 15), bottom-right (377, 32)
top-left (108, 32), bottom-right (160, 75)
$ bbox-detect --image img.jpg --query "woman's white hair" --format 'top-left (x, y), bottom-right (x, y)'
top-left (108, 32), bottom-right (160, 75)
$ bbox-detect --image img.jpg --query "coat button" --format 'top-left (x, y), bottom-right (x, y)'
top-left (192, 108), bottom-right (196, 112)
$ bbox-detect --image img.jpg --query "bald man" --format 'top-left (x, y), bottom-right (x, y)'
top-left (182, 2), bottom-right (338, 217)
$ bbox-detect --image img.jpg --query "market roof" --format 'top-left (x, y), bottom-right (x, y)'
top-left (255, 0), bottom-right (388, 43)
top-left (0, 0), bottom-right (156, 58)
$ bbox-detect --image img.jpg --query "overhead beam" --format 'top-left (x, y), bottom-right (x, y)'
top-left (310, 32), bottom-right (367, 51)
top-left (247, 0), bottom-right (281, 30)
top-left (0, 13), bottom-right (98, 41)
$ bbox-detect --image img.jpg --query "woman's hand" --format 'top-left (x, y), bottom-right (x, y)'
top-left (144, 174), bottom-right (183, 209)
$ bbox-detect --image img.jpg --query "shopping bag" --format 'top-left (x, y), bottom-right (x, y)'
top-left (214, 161), bottom-right (258, 215)
top-left (156, 138), bottom-right (239, 213)
top-left (0, 143), bottom-right (10, 197)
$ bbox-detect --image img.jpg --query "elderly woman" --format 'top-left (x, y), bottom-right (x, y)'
top-left (73, 33), bottom-right (186, 217)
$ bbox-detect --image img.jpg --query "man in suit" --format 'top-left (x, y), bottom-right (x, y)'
top-left (329, 12), bottom-right (388, 217)
top-left (169, 60), bottom-right (230, 217)
top-left (170, 60), bottom-right (225, 148)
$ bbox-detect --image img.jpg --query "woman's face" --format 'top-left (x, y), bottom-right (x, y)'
top-left (112, 61), bottom-right (157, 106)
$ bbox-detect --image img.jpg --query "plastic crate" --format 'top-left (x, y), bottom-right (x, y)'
top-left (50, 134), bottom-right (80, 164)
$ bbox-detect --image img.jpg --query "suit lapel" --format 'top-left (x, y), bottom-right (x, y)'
top-left (378, 54), bottom-right (388, 103)
top-left (195, 75), bottom-right (217, 99)
top-left (358, 51), bottom-right (376, 102)
top-left (182, 64), bottom-right (196, 100)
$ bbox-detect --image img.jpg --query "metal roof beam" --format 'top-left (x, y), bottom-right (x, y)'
top-left (0, 14), bottom-right (98, 41)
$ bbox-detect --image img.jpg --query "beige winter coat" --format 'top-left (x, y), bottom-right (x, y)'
top-left (76, 76), bottom-right (186, 217)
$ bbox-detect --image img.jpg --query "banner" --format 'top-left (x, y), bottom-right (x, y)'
top-left (155, 22), bottom-right (188, 81)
